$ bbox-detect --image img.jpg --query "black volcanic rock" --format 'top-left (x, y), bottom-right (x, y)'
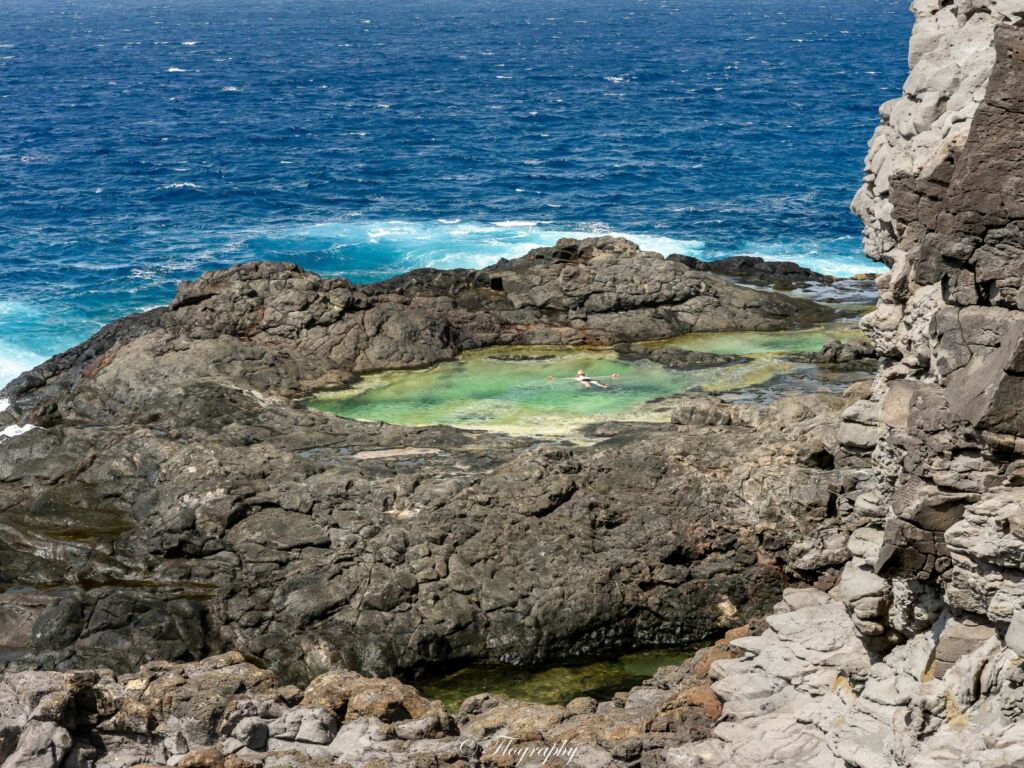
top-left (671, 254), bottom-right (837, 288)
top-left (1, 237), bottom-right (833, 427)
top-left (792, 338), bottom-right (878, 368)
top-left (0, 237), bottom-right (849, 682)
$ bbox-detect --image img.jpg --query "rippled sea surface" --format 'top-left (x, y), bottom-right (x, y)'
top-left (0, 0), bottom-right (910, 382)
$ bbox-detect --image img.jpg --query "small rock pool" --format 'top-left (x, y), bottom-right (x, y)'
top-left (414, 645), bottom-right (701, 712)
top-left (307, 323), bottom-right (868, 435)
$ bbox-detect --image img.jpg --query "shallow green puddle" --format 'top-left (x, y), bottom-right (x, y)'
top-left (415, 645), bottom-right (698, 712)
top-left (308, 323), bottom-right (867, 435)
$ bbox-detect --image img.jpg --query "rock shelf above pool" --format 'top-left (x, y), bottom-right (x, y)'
top-left (307, 322), bottom-right (872, 436)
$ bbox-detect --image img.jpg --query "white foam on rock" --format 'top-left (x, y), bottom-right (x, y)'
top-left (1, 423), bottom-right (35, 440)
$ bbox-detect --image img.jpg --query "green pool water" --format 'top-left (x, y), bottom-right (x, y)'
top-left (415, 645), bottom-right (699, 712)
top-left (308, 323), bottom-right (866, 435)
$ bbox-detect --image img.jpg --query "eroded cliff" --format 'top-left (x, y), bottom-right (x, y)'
top-left (670, 13), bottom-right (1024, 768)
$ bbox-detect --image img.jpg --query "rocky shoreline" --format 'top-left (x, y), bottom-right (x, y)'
top-left (3, 2), bottom-right (1024, 767)
top-left (0, 634), bottom-right (750, 768)
top-left (0, 235), bottom-right (870, 765)
top-left (0, 237), bottom-right (860, 683)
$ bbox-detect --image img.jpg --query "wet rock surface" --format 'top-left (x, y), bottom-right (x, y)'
top-left (611, 344), bottom-right (746, 370)
top-left (671, 254), bottom-right (838, 289)
top-left (791, 338), bottom-right (878, 369)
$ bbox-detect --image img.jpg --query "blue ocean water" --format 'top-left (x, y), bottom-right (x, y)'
top-left (0, 0), bottom-right (911, 384)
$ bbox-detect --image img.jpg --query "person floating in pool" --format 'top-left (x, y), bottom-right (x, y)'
top-left (546, 370), bottom-right (619, 389)
top-left (576, 369), bottom-right (609, 389)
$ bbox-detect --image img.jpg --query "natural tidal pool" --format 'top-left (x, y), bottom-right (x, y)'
top-left (308, 323), bottom-right (868, 435)
top-left (415, 645), bottom-right (699, 712)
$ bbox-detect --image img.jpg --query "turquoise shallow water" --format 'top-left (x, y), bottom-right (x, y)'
top-left (309, 324), bottom-right (866, 435)
top-left (0, 0), bottom-right (908, 384)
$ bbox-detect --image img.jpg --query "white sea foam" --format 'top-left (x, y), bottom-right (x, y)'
top-left (492, 220), bottom-right (541, 228)
top-left (0, 299), bottom-right (54, 386)
top-left (222, 86), bottom-right (241, 92)
top-left (714, 238), bottom-right (873, 278)
top-left (160, 182), bottom-right (202, 190)
top-left (288, 219), bottom-right (708, 275)
top-left (0, 398), bottom-right (8, 413)
top-left (181, 41), bottom-right (199, 46)
top-left (166, 67), bottom-right (188, 73)
top-left (0, 355), bottom-right (37, 388)
top-left (603, 75), bottom-right (627, 83)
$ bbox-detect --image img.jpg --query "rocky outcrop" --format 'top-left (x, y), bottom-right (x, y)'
top-left (1, 237), bottom-right (832, 427)
top-left (0, 384), bottom-right (852, 683)
top-left (612, 344), bottom-right (746, 370)
top-left (792, 338), bottom-right (878, 369)
top-left (845, 22), bottom-right (1024, 649)
top-left (670, 254), bottom-right (843, 289)
top-left (0, 238), bottom-right (853, 683)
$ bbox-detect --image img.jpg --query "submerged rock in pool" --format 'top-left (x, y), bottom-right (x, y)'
top-left (613, 343), bottom-right (746, 370)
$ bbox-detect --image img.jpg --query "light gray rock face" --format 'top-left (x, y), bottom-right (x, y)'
top-left (852, 0), bottom-right (1024, 270)
top-left (844, 22), bottom-right (1024, 643)
top-left (665, 590), bottom-right (1024, 768)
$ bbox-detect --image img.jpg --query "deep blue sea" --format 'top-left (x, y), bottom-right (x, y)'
top-left (0, 0), bottom-right (911, 384)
